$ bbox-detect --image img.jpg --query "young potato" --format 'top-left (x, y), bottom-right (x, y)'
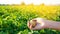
top-left (29, 18), bottom-right (44, 28)
top-left (30, 19), bottom-right (37, 28)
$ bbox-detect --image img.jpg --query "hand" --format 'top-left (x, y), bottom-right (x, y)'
top-left (27, 18), bottom-right (47, 30)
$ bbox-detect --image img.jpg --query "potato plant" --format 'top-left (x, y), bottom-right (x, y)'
top-left (0, 5), bottom-right (60, 34)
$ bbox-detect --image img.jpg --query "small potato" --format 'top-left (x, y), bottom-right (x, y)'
top-left (30, 20), bottom-right (37, 28)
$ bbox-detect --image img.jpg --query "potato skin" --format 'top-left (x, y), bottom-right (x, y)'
top-left (30, 20), bottom-right (37, 28)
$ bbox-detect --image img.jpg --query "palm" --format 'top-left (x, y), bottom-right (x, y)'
top-left (31, 22), bottom-right (44, 30)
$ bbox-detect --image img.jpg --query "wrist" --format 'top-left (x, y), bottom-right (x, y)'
top-left (44, 20), bottom-right (53, 29)
top-left (45, 20), bottom-right (59, 29)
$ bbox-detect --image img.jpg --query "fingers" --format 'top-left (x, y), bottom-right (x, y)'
top-left (27, 21), bottom-right (34, 30)
top-left (27, 22), bottom-right (42, 30)
top-left (31, 23), bottom-right (40, 30)
top-left (29, 24), bottom-right (37, 30)
top-left (27, 21), bottom-right (30, 28)
top-left (27, 22), bottom-right (38, 30)
top-left (27, 23), bottom-right (32, 30)
top-left (30, 24), bottom-right (33, 29)
top-left (27, 19), bottom-right (39, 30)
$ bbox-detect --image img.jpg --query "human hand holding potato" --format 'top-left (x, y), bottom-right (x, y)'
top-left (27, 18), bottom-right (60, 30)
top-left (27, 18), bottom-right (47, 30)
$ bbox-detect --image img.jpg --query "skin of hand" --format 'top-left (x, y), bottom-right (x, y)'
top-left (27, 18), bottom-right (48, 30)
top-left (27, 18), bottom-right (60, 30)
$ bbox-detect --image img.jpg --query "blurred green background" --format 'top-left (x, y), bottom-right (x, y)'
top-left (0, 4), bottom-right (60, 34)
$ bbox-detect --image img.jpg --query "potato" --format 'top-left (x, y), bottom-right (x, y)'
top-left (30, 20), bottom-right (37, 28)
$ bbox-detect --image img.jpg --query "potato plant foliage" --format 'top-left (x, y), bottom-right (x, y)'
top-left (0, 4), bottom-right (60, 34)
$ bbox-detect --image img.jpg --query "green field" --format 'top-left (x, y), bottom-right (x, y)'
top-left (0, 4), bottom-right (60, 34)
